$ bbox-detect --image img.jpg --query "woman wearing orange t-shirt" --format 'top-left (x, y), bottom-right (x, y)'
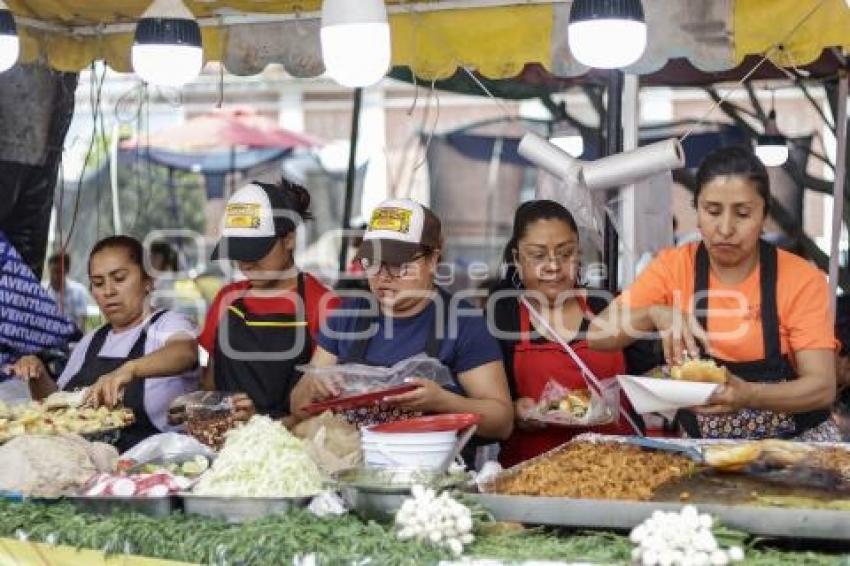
top-left (589, 147), bottom-right (838, 441)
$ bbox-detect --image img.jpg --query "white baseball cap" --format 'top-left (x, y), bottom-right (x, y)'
top-left (355, 198), bottom-right (442, 265)
top-left (211, 182), bottom-right (300, 262)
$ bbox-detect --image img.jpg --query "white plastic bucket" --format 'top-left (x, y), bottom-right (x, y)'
top-left (361, 428), bottom-right (456, 444)
top-left (363, 444), bottom-right (456, 469)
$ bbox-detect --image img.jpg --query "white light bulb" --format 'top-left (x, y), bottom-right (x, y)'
top-left (132, 0), bottom-right (203, 88)
top-left (755, 143), bottom-right (789, 167)
top-left (568, 19), bottom-right (647, 69)
top-left (549, 134), bottom-right (584, 158)
top-left (132, 43), bottom-right (203, 88)
top-left (321, 0), bottom-right (391, 88)
top-left (0, 33), bottom-right (18, 73)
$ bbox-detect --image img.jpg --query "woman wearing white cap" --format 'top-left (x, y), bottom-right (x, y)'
top-left (199, 179), bottom-right (339, 421)
top-left (290, 198), bottom-right (514, 441)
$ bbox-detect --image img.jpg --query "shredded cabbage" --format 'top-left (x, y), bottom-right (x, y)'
top-left (192, 415), bottom-right (322, 497)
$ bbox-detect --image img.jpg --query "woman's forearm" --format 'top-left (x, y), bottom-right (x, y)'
top-left (434, 392), bottom-right (513, 440)
top-left (744, 376), bottom-right (836, 413)
top-left (126, 338), bottom-right (198, 380)
top-left (30, 373), bottom-right (58, 399)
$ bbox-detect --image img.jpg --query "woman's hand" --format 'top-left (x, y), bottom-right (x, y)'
top-left (384, 378), bottom-right (448, 412)
top-left (515, 397), bottom-right (545, 431)
top-left (8, 355), bottom-right (49, 382)
top-left (230, 392), bottom-right (255, 422)
top-left (305, 372), bottom-right (344, 402)
top-left (648, 305), bottom-right (705, 365)
top-left (692, 373), bottom-right (754, 414)
top-left (86, 362), bottom-right (137, 408)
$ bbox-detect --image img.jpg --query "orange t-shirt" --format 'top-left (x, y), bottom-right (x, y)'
top-left (618, 242), bottom-right (836, 362)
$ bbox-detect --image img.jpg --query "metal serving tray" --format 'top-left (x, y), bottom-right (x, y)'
top-left (475, 434), bottom-right (850, 540)
top-left (180, 494), bottom-right (312, 523)
top-left (66, 495), bottom-right (177, 517)
top-left (470, 494), bottom-right (850, 541)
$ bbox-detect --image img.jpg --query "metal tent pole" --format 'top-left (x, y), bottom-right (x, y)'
top-left (829, 71), bottom-right (848, 319)
top-left (338, 87), bottom-right (364, 274)
top-left (604, 70), bottom-right (625, 294)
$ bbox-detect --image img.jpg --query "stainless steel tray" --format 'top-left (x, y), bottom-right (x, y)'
top-left (66, 495), bottom-right (176, 517)
top-left (475, 434), bottom-right (850, 540)
top-left (470, 493), bottom-right (850, 541)
top-left (180, 494), bottom-right (311, 522)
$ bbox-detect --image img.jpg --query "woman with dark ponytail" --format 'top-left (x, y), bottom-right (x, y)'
top-left (198, 179), bottom-right (339, 423)
top-left (489, 200), bottom-right (632, 466)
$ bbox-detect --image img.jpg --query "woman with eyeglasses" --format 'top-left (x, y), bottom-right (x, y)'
top-left (289, 198), bottom-right (513, 442)
top-left (488, 200), bottom-right (634, 466)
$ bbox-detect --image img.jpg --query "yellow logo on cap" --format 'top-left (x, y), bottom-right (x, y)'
top-left (225, 203), bottom-right (261, 229)
top-left (369, 207), bottom-right (412, 233)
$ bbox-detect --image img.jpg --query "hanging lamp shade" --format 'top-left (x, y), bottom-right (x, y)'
top-left (321, 0), bottom-right (391, 88)
top-left (568, 0), bottom-right (647, 69)
top-left (132, 0), bottom-right (203, 88)
top-left (754, 110), bottom-right (789, 167)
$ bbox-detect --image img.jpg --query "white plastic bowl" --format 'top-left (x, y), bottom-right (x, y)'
top-left (364, 444), bottom-right (454, 469)
top-left (361, 428), bottom-right (457, 444)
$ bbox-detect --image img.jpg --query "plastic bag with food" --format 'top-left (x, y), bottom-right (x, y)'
top-left (526, 379), bottom-right (618, 427)
top-left (169, 392), bottom-right (235, 450)
top-left (292, 411), bottom-right (362, 475)
top-left (299, 354), bottom-right (453, 397)
top-left (117, 432), bottom-right (215, 475)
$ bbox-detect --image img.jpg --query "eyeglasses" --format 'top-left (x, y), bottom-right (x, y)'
top-left (359, 252), bottom-right (429, 278)
top-left (517, 249), bottom-right (579, 266)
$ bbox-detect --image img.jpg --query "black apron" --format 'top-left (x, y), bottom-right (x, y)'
top-left (212, 273), bottom-right (312, 418)
top-left (65, 310), bottom-right (167, 451)
top-left (677, 241), bottom-right (829, 439)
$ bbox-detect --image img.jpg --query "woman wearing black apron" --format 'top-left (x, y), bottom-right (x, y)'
top-left (289, 198), bottom-right (513, 442)
top-left (589, 147), bottom-right (839, 441)
top-left (199, 179), bottom-right (337, 423)
top-left (13, 236), bottom-right (200, 451)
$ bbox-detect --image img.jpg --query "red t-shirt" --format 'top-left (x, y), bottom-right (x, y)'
top-left (199, 273), bottom-right (340, 355)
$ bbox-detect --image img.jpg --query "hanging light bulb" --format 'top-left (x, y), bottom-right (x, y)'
top-left (568, 0), bottom-right (647, 69)
top-left (321, 0), bottom-right (391, 88)
top-left (132, 0), bottom-right (203, 88)
top-left (0, 0), bottom-right (19, 73)
top-left (755, 95), bottom-right (789, 168)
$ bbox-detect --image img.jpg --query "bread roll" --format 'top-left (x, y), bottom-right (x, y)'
top-left (670, 359), bottom-right (728, 384)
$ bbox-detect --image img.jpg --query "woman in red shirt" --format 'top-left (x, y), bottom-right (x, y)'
top-left (489, 200), bottom-right (636, 467)
top-left (199, 179), bottom-right (338, 423)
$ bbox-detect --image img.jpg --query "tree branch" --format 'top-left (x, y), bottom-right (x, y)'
top-left (745, 82), bottom-right (768, 123)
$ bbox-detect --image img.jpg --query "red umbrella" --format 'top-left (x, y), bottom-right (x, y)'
top-left (122, 106), bottom-right (320, 151)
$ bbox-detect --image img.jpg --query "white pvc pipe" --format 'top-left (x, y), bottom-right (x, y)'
top-left (110, 123), bottom-right (122, 235)
top-left (829, 72), bottom-right (848, 320)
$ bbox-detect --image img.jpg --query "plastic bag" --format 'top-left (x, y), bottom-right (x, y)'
top-left (0, 378), bottom-right (31, 407)
top-left (527, 379), bottom-right (619, 427)
top-left (169, 392), bottom-right (235, 450)
top-left (298, 354), bottom-right (453, 396)
top-left (292, 411), bottom-right (362, 475)
top-left (119, 432), bottom-right (215, 466)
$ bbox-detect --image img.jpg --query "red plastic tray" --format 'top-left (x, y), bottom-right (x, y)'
top-left (368, 413), bottom-right (481, 433)
top-left (303, 383), bottom-right (420, 415)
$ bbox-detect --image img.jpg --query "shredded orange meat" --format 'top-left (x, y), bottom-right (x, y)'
top-left (487, 442), bottom-right (692, 501)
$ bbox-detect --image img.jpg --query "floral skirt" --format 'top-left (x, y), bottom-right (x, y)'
top-left (342, 403), bottom-right (421, 428)
top-left (794, 419), bottom-right (842, 442)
